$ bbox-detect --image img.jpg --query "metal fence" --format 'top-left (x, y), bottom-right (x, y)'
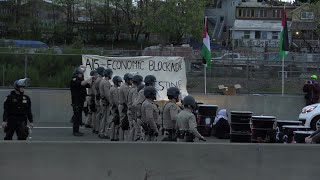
top-left (0, 48), bottom-right (319, 95)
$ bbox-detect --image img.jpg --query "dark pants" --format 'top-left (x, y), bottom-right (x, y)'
top-left (4, 121), bottom-right (29, 140)
top-left (214, 119), bottom-right (230, 139)
top-left (72, 103), bottom-right (84, 133)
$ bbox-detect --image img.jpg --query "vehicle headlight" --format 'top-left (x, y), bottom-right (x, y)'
top-left (302, 105), bottom-right (317, 114)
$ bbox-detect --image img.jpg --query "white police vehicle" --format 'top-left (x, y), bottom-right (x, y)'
top-left (299, 103), bottom-right (320, 130)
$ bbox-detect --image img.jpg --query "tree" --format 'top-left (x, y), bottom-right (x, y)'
top-left (53, 0), bottom-right (82, 43)
top-left (146, 0), bottom-right (209, 44)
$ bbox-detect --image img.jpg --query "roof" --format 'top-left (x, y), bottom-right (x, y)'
top-left (4, 40), bottom-right (48, 48)
top-left (232, 20), bottom-right (292, 31)
top-left (290, 3), bottom-right (310, 13)
top-left (237, 2), bottom-right (297, 8)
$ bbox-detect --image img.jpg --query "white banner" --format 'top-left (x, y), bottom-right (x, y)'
top-left (82, 55), bottom-right (188, 100)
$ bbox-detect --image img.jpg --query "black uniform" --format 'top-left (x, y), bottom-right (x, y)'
top-left (70, 76), bottom-right (90, 133)
top-left (3, 91), bottom-right (33, 140)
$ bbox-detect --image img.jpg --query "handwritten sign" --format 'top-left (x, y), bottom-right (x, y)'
top-left (82, 55), bottom-right (188, 100)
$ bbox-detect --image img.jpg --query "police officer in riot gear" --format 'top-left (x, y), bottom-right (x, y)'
top-left (176, 96), bottom-right (206, 142)
top-left (92, 66), bottom-right (105, 134)
top-left (128, 74), bottom-right (143, 141)
top-left (98, 68), bottom-right (113, 139)
top-left (70, 66), bottom-right (91, 136)
top-left (109, 76), bottom-right (122, 141)
top-left (133, 75), bottom-right (157, 140)
top-left (118, 73), bottom-right (133, 141)
top-left (141, 86), bottom-right (159, 141)
top-left (162, 87), bottom-right (181, 141)
top-left (2, 78), bottom-right (33, 140)
top-left (84, 70), bottom-right (98, 128)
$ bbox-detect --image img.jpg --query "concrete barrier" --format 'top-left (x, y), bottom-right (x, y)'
top-left (0, 89), bottom-right (305, 123)
top-left (0, 142), bottom-right (319, 180)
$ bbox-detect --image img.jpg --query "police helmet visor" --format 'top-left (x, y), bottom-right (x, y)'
top-left (16, 78), bottom-right (30, 88)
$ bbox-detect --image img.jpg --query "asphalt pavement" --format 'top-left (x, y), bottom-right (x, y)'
top-left (0, 122), bottom-right (227, 143)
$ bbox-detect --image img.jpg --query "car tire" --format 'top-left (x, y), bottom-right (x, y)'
top-left (310, 116), bottom-right (320, 130)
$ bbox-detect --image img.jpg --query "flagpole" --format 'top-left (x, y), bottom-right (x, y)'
top-left (204, 64), bottom-right (207, 94)
top-left (282, 55), bottom-right (284, 96)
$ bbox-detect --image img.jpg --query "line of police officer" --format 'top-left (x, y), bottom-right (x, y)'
top-left (71, 65), bottom-right (206, 142)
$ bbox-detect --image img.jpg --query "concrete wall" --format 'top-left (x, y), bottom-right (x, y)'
top-left (0, 142), bottom-right (319, 180)
top-left (0, 89), bottom-right (305, 123)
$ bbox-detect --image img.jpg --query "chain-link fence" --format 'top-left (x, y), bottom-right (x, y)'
top-left (0, 47), bottom-right (318, 95)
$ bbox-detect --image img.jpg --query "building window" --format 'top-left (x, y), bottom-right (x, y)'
top-left (255, 31), bottom-right (261, 39)
top-left (301, 12), bottom-right (314, 20)
top-left (251, 9), bottom-right (255, 17)
top-left (246, 9), bottom-right (250, 17)
top-left (259, 9), bottom-right (267, 18)
top-left (255, 10), bottom-right (259, 17)
top-left (244, 31), bottom-right (250, 39)
top-left (262, 31), bottom-right (267, 39)
top-left (272, 32), bottom-right (278, 39)
top-left (238, 9), bottom-right (242, 17)
top-left (273, 9), bottom-right (281, 18)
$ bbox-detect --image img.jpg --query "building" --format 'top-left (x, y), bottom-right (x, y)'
top-left (231, 1), bottom-right (296, 50)
top-left (205, 0), bottom-right (242, 42)
top-left (290, 3), bottom-right (318, 51)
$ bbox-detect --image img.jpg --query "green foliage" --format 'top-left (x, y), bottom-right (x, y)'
top-left (0, 52), bottom-right (81, 88)
top-left (146, 0), bottom-right (209, 44)
top-left (2, 0), bottom-right (209, 46)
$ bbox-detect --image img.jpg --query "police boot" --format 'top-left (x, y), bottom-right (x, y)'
top-left (85, 124), bottom-right (93, 128)
top-left (73, 132), bottom-right (84, 136)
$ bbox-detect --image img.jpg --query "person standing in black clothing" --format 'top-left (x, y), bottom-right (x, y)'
top-left (70, 66), bottom-right (91, 136)
top-left (303, 75), bottom-right (320, 106)
top-left (2, 78), bottom-right (33, 140)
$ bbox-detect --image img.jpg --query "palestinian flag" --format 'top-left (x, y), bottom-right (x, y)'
top-left (280, 6), bottom-right (289, 58)
top-left (201, 16), bottom-right (211, 67)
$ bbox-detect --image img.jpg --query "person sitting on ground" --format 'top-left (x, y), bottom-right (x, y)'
top-left (305, 121), bottom-right (320, 144)
top-left (303, 75), bottom-right (320, 106)
top-left (212, 109), bottom-right (230, 139)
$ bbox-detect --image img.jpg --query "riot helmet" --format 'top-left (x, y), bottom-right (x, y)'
top-left (144, 86), bottom-right (157, 100)
top-left (90, 70), bottom-right (97, 76)
top-left (103, 68), bottom-right (113, 79)
top-left (311, 75), bottom-right (318, 79)
top-left (144, 75), bottom-right (156, 86)
top-left (167, 87), bottom-right (180, 101)
top-left (132, 75), bottom-right (143, 85)
top-left (112, 76), bottom-right (123, 87)
top-left (13, 78), bottom-right (30, 94)
top-left (73, 65), bottom-right (86, 78)
top-left (96, 67), bottom-right (105, 76)
top-left (124, 73), bottom-right (134, 85)
top-left (182, 95), bottom-right (196, 110)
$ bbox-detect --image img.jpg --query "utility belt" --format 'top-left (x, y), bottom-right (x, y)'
top-left (141, 122), bottom-right (156, 135)
top-left (163, 129), bottom-right (177, 135)
top-left (178, 130), bottom-right (195, 142)
top-left (7, 114), bottom-right (27, 120)
top-left (101, 98), bottom-right (110, 107)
